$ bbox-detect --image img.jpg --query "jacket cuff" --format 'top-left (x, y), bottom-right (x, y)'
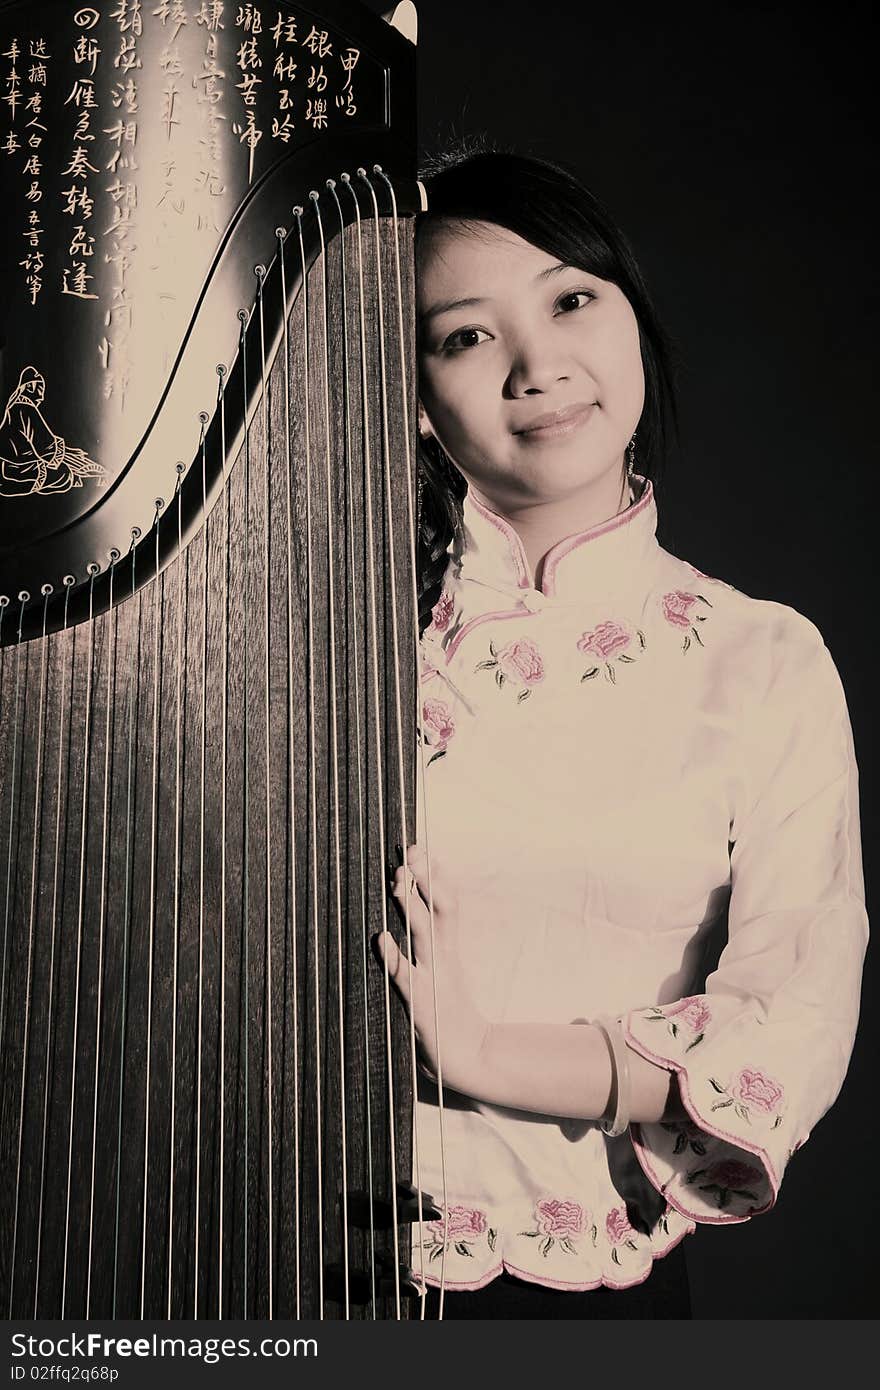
top-left (622, 1000), bottom-right (797, 1224)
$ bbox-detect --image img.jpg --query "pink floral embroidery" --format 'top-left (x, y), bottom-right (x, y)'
top-left (605, 1206), bottom-right (639, 1264)
top-left (535, 1198), bottom-right (585, 1238)
top-left (421, 697), bottom-right (455, 766)
top-left (665, 996), bottom-right (712, 1033)
top-left (519, 1197), bottom-right (593, 1256)
top-left (643, 997), bottom-right (710, 1051)
top-left (421, 1205), bottom-right (496, 1261)
top-left (685, 1158), bottom-right (764, 1210)
top-left (687, 561), bottom-right (736, 592)
top-left (707, 1068), bottom-right (786, 1128)
top-left (661, 589), bottom-right (713, 652)
top-left (428, 590), bottom-right (455, 634)
top-left (577, 621), bottom-right (646, 685)
top-left (732, 1068), bottom-right (785, 1114)
top-left (475, 637), bottom-right (545, 702)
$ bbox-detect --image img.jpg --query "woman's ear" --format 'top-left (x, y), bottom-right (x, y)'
top-left (417, 400), bottom-right (435, 441)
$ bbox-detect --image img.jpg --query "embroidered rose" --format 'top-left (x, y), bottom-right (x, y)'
top-left (707, 1069), bottom-right (786, 1127)
top-left (605, 1207), bottom-right (635, 1246)
top-left (475, 637), bottom-right (545, 702)
top-left (421, 697), bottom-right (455, 766)
top-left (428, 590), bottom-right (455, 634)
top-left (732, 1068), bottom-right (785, 1114)
top-left (665, 996), bottom-right (712, 1034)
top-left (420, 1205), bottom-right (497, 1261)
top-left (605, 1206), bottom-right (640, 1263)
top-left (661, 589), bottom-right (713, 652)
top-left (685, 1158), bottom-right (764, 1210)
top-left (535, 1198), bottom-right (585, 1239)
top-left (577, 621), bottom-right (646, 685)
top-left (642, 998), bottom-right (710, 1051)
top-left (518, 1197), bottom-right (590, 1256)
top-left (427, 1205), bottom-right (487, 1242)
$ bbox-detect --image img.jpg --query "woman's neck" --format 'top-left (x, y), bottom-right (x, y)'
top-left (474, 471), bottom-right (632, 590)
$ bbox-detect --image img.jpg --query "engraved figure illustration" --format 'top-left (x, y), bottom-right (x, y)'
top-left (0, 367), bottom-right (106, 497)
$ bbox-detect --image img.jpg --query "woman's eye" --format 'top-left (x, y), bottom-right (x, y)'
top-left (442, 326), bottom-right (491, 352)
top-left (556, 289), bottom-right (596, 313)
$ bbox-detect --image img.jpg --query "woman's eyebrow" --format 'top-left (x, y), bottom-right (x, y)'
top-left (419, 264), bottom-right (580, 326)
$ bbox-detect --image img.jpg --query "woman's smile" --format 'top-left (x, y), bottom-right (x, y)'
top-left (513, 401), bottom-right (599, 443)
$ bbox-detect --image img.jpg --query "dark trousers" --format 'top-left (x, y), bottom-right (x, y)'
top-left (422, 1239), bottom-right (691, 1319)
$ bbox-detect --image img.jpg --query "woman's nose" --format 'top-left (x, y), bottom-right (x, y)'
top-left (505, 333), bottom-right (572, 396)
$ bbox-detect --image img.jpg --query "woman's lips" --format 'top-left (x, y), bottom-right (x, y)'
top-left (514, 402), bottom-right (597, 440)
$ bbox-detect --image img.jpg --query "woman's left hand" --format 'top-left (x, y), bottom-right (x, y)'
top-left (375, 843), bottom-right (492, 1098)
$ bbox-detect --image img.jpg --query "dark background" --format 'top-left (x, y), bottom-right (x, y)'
top-left (369, 0), bottom-right (876, 1318)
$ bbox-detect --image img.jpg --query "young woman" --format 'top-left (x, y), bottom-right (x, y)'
top-left (375, 145), bottom-right (869, 1319)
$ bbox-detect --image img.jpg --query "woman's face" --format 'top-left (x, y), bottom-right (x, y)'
top-left (417, 221), bottom-right (645, 511)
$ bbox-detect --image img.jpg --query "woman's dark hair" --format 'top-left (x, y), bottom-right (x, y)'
top-left (415, 137), bottom-right (680, 634)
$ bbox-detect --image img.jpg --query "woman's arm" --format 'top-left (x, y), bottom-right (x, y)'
top-left (378, 848), bottom-right (685, 1126)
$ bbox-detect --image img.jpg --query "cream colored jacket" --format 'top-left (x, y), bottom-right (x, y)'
top-left (410, 474), bottom-right (868, 1292)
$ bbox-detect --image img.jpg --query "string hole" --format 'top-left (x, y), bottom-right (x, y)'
top-left (309, 189), bottom-right (319, 201)
top-left (292, 205), bottom-right (303, 217)
top-left (238, 309), bottom-right (249, 324)
top-left (198, 410), bottom-right (210, 425)
top-left (275, 226), bottom-right (287, 240)
top-left (86, 563), bottom-right (100, 577)
top-left (216, 363), bottom-right (227, 378)
top-left (0, 596), bottom-right (8, 607)
top-left (356, 166), bottom-right (367, 178)
top-left (63, 575), bottom-right (76, 587)
top-left (18, 590), bottom-right (30, 603)
top-left (154, 497), bottom-right (165, 511)
top-left (131, 526), bottom-right (141, 540)
top-left (326, 177), bottom-right (336, 189)
top-left (108, 549), bottom-right (120, 562)
top-left (373, 163), bottom-right (383, 174)
top-left (254, 263), bottom-right (266, 280)
top-left (41, 583), bottom-right (53, 596)
top-left (176, 461), bottom-right (186, 475)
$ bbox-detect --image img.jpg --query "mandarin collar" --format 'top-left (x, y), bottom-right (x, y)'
top-left (455, 474), bottom-right (660, 604)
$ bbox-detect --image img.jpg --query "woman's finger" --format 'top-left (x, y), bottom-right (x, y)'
top-left (404, 843), bottom-right (450, 915)
top-left (373, 930), bottom-right (412, 1009)
top-left (389, 864), bottom-right (434, 962)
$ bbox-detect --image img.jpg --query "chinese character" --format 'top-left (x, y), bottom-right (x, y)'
top-left (28, 64), bottom-right (48, 85)
top-left (62, 261), bottom-right (99, 300)
top-left (271, 112), bottom-right (294, 141)
top-left (62, 146), bottom-right (100, 180)
top-left (74, 36), bottom-right (102, 78)
top-left (62, 184), bottom-right (95, 218)
top-left (153, 1), bottom-right (188, 41)
top-left (340, 47), bottom-right (360, 91)
top-left (196, 0), bottom-right (226, 31)
top-left (237, 37), bottom-right (261, 69)
top-left (273, 54), bottom-right (296, 81)
top-left (307, 64), bottom-right (327, 92)
top-left (236, 4), bottom-right (262, 31)
top-left (301, 26), bottom-right (332, 58)
top-left (305, 97), bottom-right (327, 129)
top-left (271, 12), bottom-right (297, 46)
top-left (115, 36), bottom-right (143, 72)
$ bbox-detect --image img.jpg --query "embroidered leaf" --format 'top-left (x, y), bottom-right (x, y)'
top-left (685, 1032), bottom-right (705, 1051)
top-left (605, 662), bottom-right (617, 683)
top-left (660, 1215), bottom-right (669, 1235)
top-left (710, 1098), bottom-right (734, 1111)
top-left (686, 1168), bottom-right (707, 1183)
top-left (695, 614), bottom-right (707, 622)
top-left (691, 626), bottom-right (705, 647)
top-left (669, 1021), bottom-right (679, 1038)
top-left (495, 669), bottom-right (504, 688)
top-left (732, 1189), bottom-right (760, 1201)
top-left (488, 1229), bottom-right (497, 1252)
top-left (637, 629), bottom-right (646, 649)
top-left (581, 667), bottom-right (600, 681)
top-left (691, 1140), bottom-right (707, 1157)
top-left (540, 1236), bottom-right (554, 1257)
top-left (455, 1242), bottom-right (474, 1258)
top-left (517, 688), bottom-right (530, 703)
top-left (772, 1114), bottom-right (783, 1128)
top-left (611, 1248), bottom-right (620, 1265)
top-left (618, 654), bottom-right (635, 663)
top-left (427, 749), bottom-right (447, 767)
top-left (645, 1014), bottom-right (665, 1023)
top-left (708, 1077), bottom-right (726, 1093)
top-left (429, 1245), bottom-right (444, 1261)
top-left (518, 1230), bottom-right (539, 1238)
top-left (682, 634), bottom-right (691, 653)
top-left (489, 640), bottom-right (497, 656)
top-left (735, 1104), bottom-right (751, 1123)
top-left (474, 659), bottom-right (496, 671)
top-left (697, 594), bottom-right (713, 607)
top-left (561, 1237), bottom-right (577, 1255)
top-left (591, 1224), bottom-right (598, 1246)
top-left (673, 1134), bottom-right (687, 1155)
top-left (625, 1240), bottom-right (638, 1251)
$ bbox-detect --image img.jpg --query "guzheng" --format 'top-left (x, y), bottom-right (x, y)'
top-left (0, 0), bottom-right (432, 1319)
